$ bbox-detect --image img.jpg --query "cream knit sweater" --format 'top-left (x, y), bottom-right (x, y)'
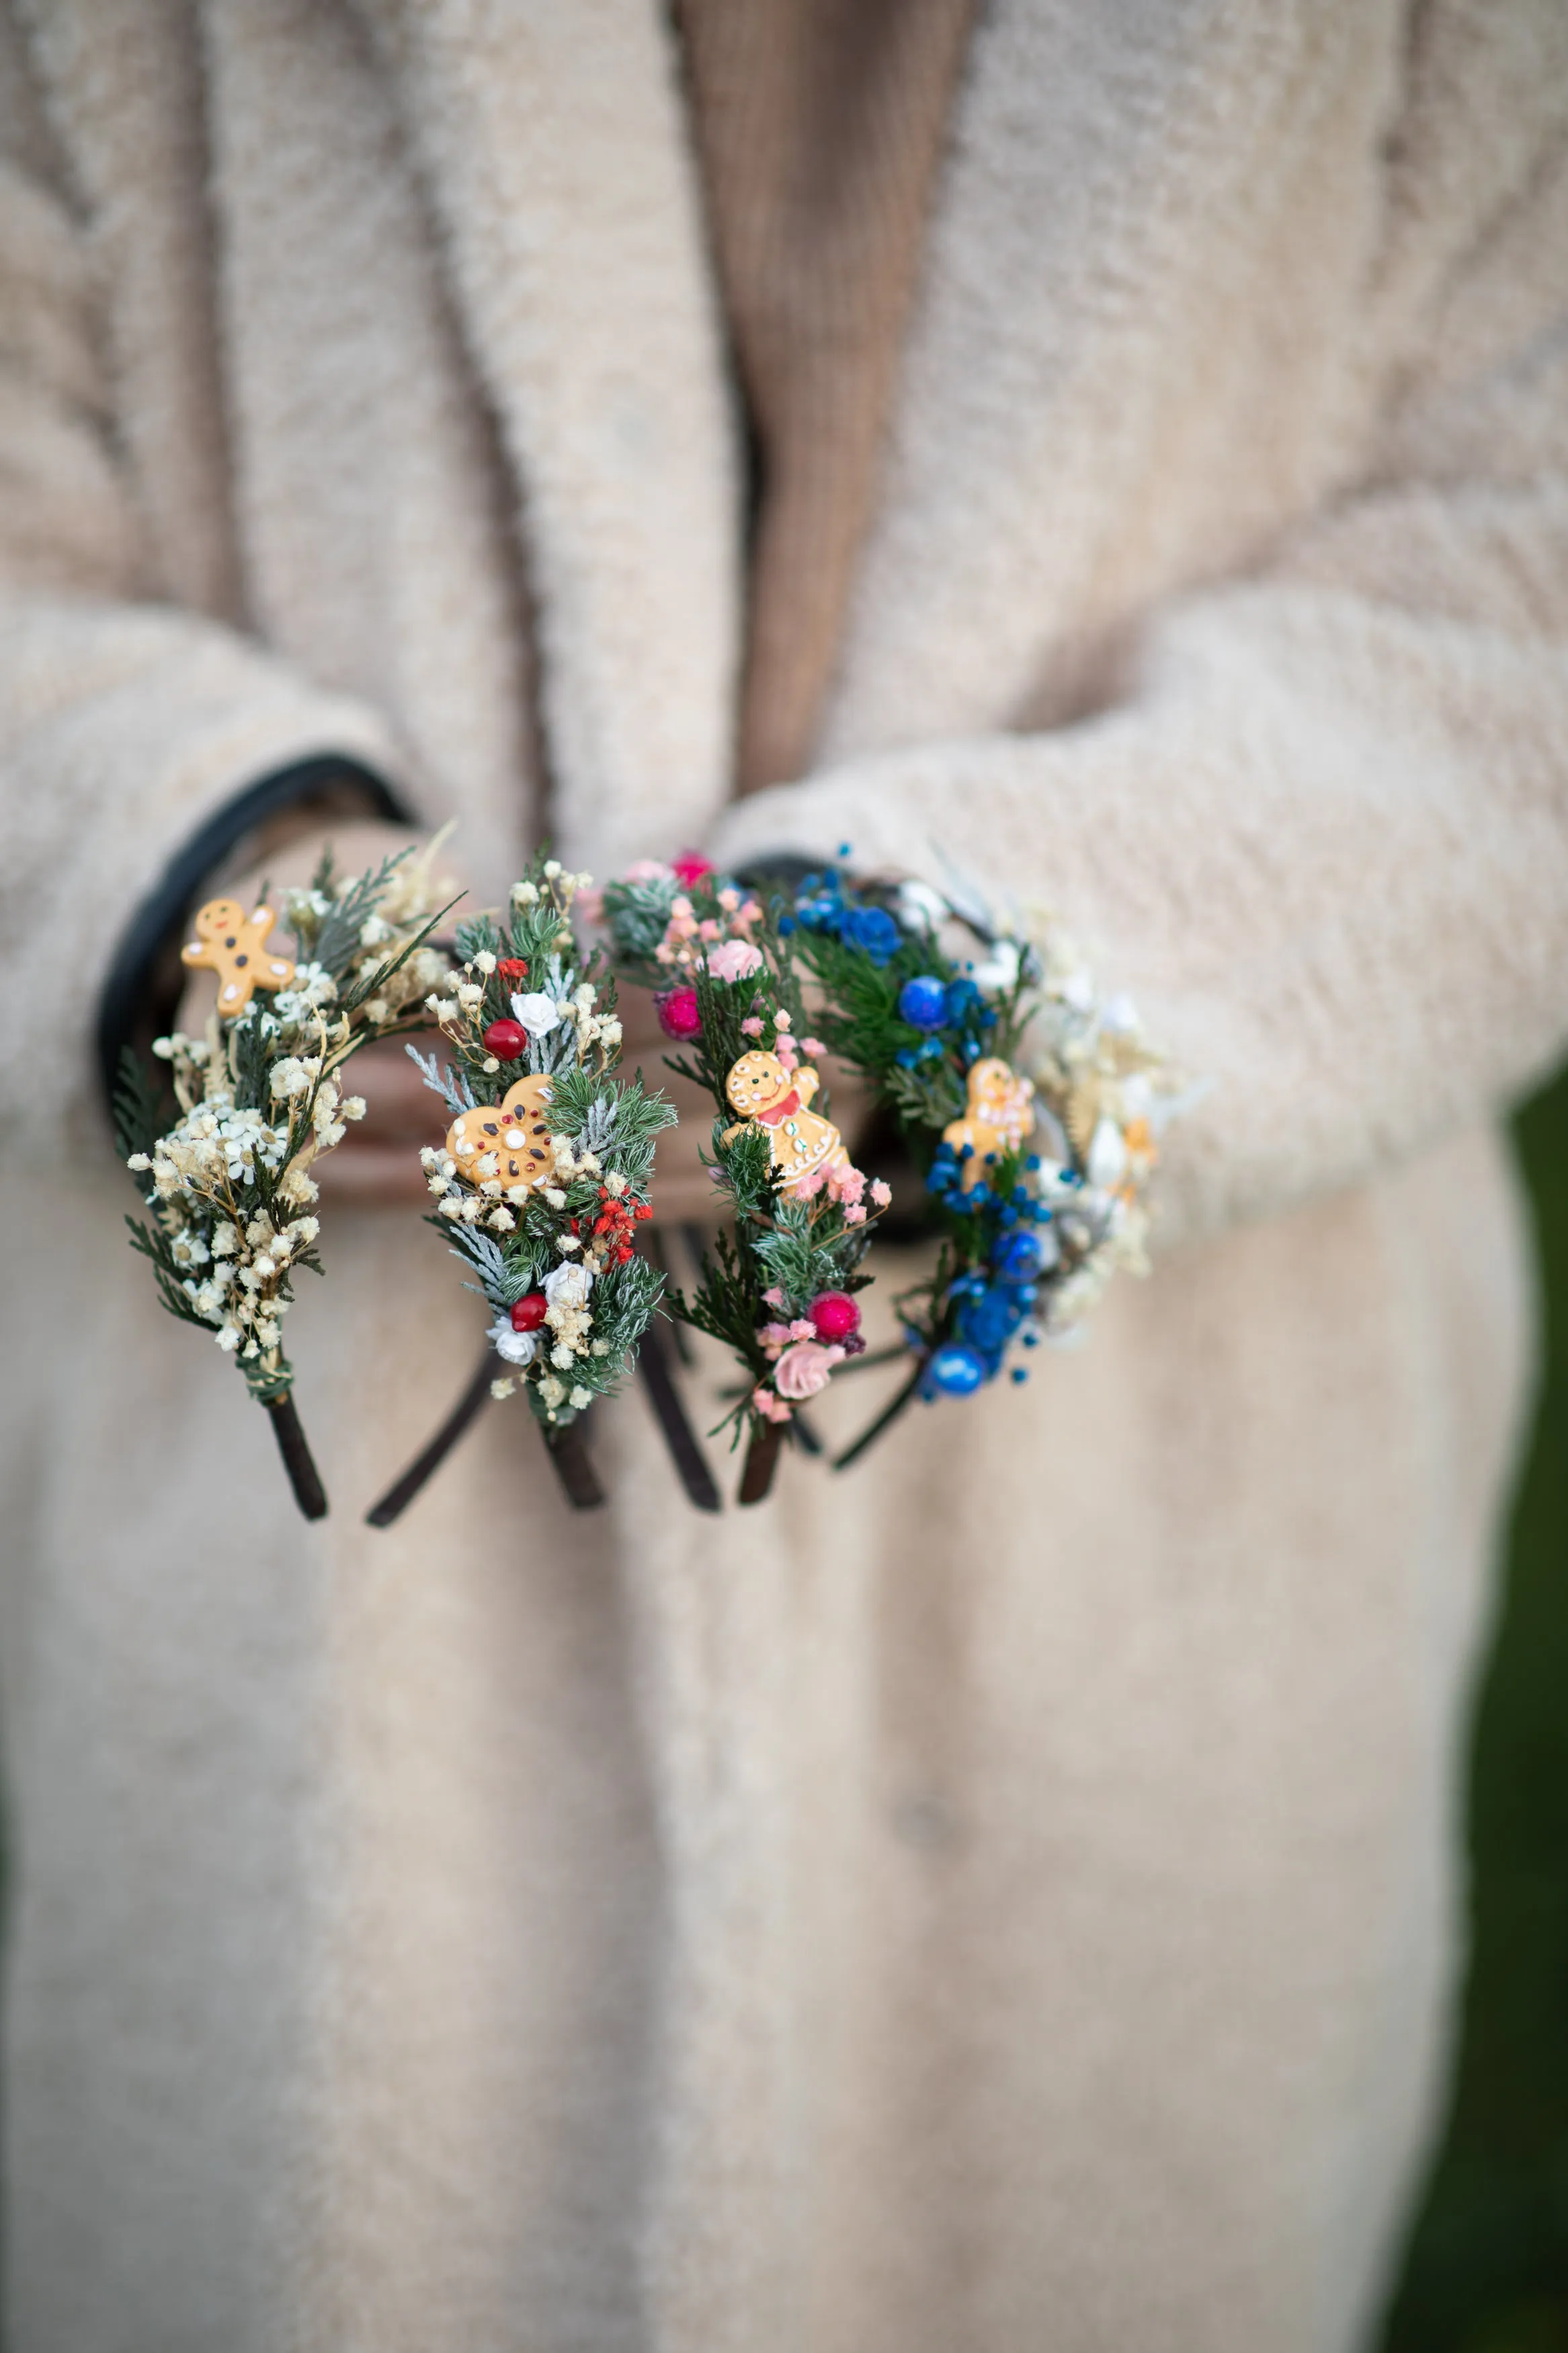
top-left (0, 4), bottom-right (1564, 2349)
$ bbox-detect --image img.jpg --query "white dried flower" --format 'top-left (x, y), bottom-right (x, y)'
top-left (509, 991), bottom-right (561, 1037)
top-left (472, 951), bottom-right (497, 975)
top-left (489, 1318), bottom-right (536, 1366)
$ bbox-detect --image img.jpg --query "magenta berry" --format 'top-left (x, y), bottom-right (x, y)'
top-left (657, 986), bottom-right (702, 1041)
top-left (809, 1291), bottom-right (861, 1343)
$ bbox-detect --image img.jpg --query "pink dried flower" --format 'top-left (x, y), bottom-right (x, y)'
top-left (792, 1166), bottom-right (826, 1199)
top-left (870, 1179), bottom-right (892, 1207)
top-left (773, 1008), bottom-right (792, 1031)
top-left (802, 1037), bottom-right (827, 1058)
top-left (775, 1042), bottom-right (799, 1073)
top-left (624, 859), bottom-right (675, 883)
top-left (763, 1286), bottom-right (785, 1309)
top-left (753, 1385), bottom-right (793, 1423)
top-left (843, 1204), bottom-right (868, 1226)
top-left (741, 1016), bottom-right (764, 1037)
top-left (672, 852), bottom-right (714, 887)
top-left (718, 888), bottom-right (740, 913)
top-left (759, 1321), bottom-right (792, 1355)
top-left (773, 1340), bottom-right (845, 1400)
top-left (788, 1318), bottom-right (815, 1341)
top-left (826, 1161), bottom-right (864, 1205)
top-left (708, 939), bottom-right (764, 984)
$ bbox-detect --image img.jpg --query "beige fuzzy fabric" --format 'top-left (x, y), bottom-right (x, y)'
top-left (0, 3), bottom-right (1565, 2348)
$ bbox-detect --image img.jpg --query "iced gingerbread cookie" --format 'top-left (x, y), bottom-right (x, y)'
top-left (942, 1057), bottom-right (1036, 1189)
top-left (180, 898), bottom-right (296, 1014)
top-left (723, 1049), bottom-right (850, 1195)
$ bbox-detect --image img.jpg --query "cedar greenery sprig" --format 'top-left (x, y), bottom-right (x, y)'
top-left (407, 857), bottom-right (677, 1453)
top-left (119, 844), bottom-right (459, 1515)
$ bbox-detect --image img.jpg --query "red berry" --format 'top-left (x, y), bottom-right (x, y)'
top-left (810, 1290), bottom-right (861, 1343)
top-left (657, 986), bottom-right (702, 1041)
top-left (484, 1018), bottom-right (527, 1060)
top-left (510, 1291), bottom-right (548, 1332)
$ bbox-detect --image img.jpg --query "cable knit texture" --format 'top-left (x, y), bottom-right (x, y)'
top-left (0, 3), bottom-right (1561, 2349)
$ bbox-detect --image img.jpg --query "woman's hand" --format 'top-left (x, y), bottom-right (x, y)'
top-left (175, 823), bottom-right (873, 1218)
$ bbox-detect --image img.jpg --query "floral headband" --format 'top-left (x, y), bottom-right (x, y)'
top-left (365, 856), bottom-right (677, 1521)
top-left (596, 859), bottom-right (891, 1503)
top-left (117, 846), bottom-right (456, 1517)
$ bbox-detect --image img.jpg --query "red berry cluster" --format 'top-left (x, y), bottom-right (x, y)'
top-left (587, 1185), bottom-right (654, 1265)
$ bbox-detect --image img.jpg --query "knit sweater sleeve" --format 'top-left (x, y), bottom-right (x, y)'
top-left (0, 152), bottom-right (407, 1157)
top-left (710, 127), bottom-right (1568, 1252)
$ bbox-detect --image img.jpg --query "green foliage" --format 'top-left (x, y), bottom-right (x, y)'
top-left (113, 1047), bottom-right (169, 1171)
top-left (599, 873), bottom-right (678, 972)
top-left (1379, 1071), bottom-right (1568, 2353)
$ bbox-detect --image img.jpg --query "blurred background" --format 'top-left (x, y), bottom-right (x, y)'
top-left (1381, 1068), bottom-right (1568, 2353)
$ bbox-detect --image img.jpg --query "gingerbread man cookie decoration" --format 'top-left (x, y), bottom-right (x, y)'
top-left (942, 1057), bottom-right (1036, 1189)
top-left (723, 1049), bottom-right (851, 1195)
top-left (181, 898), bottom-right (296, 1014)
top-left (447, 1076), bottom-right (557, 1195)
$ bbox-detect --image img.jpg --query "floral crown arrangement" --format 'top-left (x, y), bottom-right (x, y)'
top-left (595, 856), bottom-right (891, 1503)
top-left (364, 854), bottom-right (677, 1520)
top-left (116, 847), bottom-right (456, 1517)
top-left (778, 858), bottom-right (1182, 1463)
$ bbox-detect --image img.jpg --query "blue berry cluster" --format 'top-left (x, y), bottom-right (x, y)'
top-left (918, 1161), bottom-right (1065, 1398)
top-left (786, 869), bottom-right (903, 965)
top-left (894, 970), bottom-right (996, 1068)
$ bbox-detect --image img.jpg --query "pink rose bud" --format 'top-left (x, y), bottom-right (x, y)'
top-left (707, 939), bottom-right (764, 984)
top-left (772, 1339), bottom-right (845, 1400)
